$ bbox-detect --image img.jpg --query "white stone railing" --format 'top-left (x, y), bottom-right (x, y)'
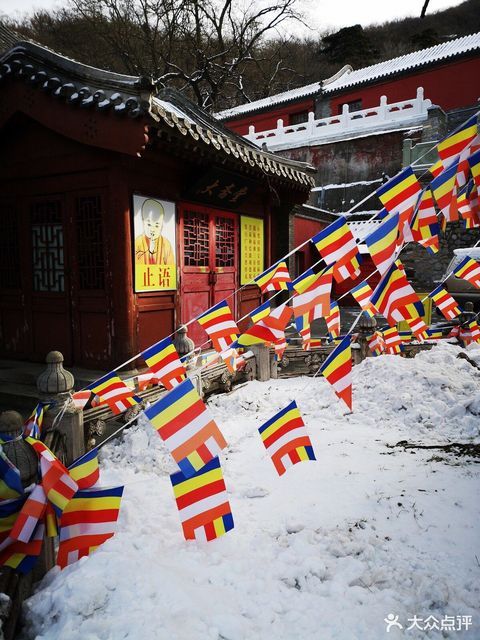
top-left (246, 87), bottom-right (432, 151)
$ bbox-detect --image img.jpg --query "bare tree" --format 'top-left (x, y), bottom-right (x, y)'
top-left (60, 0), bottom-right (304, 110)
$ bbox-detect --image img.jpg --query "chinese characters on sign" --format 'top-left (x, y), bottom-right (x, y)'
top-left (133, 195), bottom-right (177, 292)
top-left (384, 613), bottom-right (473, 633)
top-left (187, 168), bottom-right (256, 209)
top-left (240, 216), bottom-right (264, 285)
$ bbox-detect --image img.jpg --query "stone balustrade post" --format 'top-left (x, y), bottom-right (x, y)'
top-left (250, 344), bottom-right (271, 381)
top-left (37, 351), bottom-right (85, 466)
top-left (352, 314), bottom-right (377, 365)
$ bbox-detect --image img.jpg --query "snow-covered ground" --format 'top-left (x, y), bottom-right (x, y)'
top-left (24, 343), bottom-right (480, 640)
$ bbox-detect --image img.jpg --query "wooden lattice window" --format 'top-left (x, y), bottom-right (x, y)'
top-left (31, 201), bottom-right (64, 292)
top-left (76, 195), bottom-right (105, 290)
top-left (0, 203), bottom-right (21, 289)
top-left (183, 210), bottom-right (209, 267)
top-left (215, 216), bottom-right (235, 267)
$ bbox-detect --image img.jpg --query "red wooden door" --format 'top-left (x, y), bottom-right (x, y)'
top-left (179, 204), bottom-right (238, 347)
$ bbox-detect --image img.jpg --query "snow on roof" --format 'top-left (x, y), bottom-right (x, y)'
top-left (215, 80), bottom-right (322, 121)
top-left (323, 32), bottom-right (480, 94)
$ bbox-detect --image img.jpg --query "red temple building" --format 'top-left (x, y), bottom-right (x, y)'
top-left (0, 24), bottom-right (314, 370)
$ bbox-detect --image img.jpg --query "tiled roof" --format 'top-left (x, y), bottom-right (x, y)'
top-left (323, 32), bottom-right (480, 93)
top-left (0, 23), bottom-right (315, 189)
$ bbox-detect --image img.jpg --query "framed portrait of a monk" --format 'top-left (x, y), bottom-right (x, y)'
top-left (132, 195), bottom-right (177, 292)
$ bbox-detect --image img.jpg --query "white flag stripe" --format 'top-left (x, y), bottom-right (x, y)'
top-left (266, 427), bottom-right (309, 457)
top-left (60, 521), bottom-right (117, 542)
top-left (165, 409), bottom-right (213, 451)
top-left (179, 491), bottom-right (227, 522)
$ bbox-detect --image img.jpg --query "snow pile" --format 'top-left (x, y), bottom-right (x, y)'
top-left (24, 343), bottom-right (480, 639)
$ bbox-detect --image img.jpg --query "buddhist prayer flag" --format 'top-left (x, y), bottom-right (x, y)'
top-left (320, 336), bottom-right (352, 410)
top-left (144, 378), bottom-right (227, 478)
top-left (368, 331), bottom-right (385, 356)
top-left (468, 320), bottom-right (480, 343)
top-left (69, 448), bottom-right (100, 489)
top-left (431, 160), bottom-right (460, 222)
top-left (468, 149), bottom-right (480, 190)
top-left (26, 437), bottom-right (78, 516)
top-left (351, 281), bottom-right (377, 317)
top-left (376, 167), bottom-right (422, 242)
top-left (325, 301), bottom-right (340, 339)
top-left (57, 486), bottom-right (124, 569)
top-left (425, 328), bottom-right (445, 340)
top-left (312, 217), bottom-right (360, 283)
top-left (0, 452), bottom-right (23, 500)
top-left (87, 372), bottom-right (141, 416)
top-left (457, 186), bottom-right (480, 229)
top-left (135, 371), bottom-right (160, 392)
top-left (370, 262), bottom-right (424, 326)
top-left (364, 212), bottom-right (399, 275)
top-left (437, 115), bottom-right (478, 168)
top-left (382, 327), bottom-right (403, 354)
top-left (429, 159), bottom-right (444, 178)
top-left (72, 390), bottom-right (95, 410)
top-left (0, 520), bottom-right (44, 574)
top-left (170, 456), bottom-right (233, 542)
top-left (249, 300), bottom-right (271, 325)
top-left (23, 403), bottom-right (49, 440)
top-left (142, 337), bottom-right (186, 391)
top-left (197, 301), bottom-right (239, 353)
top-left (411, 189), bottom-right (440, 254)
top-left (428, 285), bottom-right (461, 320)
top-left (254, 261), bottom-right (291, 293)
top-left (234, 303), bottom-right (292, 348)
top-left (258, 401), bottom-right (315, 476)
top-left (9, 484), bottom-right (47, 544)
top-left (453, 256), bottom-right (480, 289)
top-left (273, 337), bottom-right (287, 361)
top-left (291, 267), bottom-right (332, 319)
top-left (294, 313), bottom-right (311, 350)
top-left (456, 136), bottom-right (480, 188)
top-left (405, 317), bottom-right (429, 342)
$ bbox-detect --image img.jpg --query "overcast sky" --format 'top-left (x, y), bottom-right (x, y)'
top-left (0, 0), bottom-right (467, 34)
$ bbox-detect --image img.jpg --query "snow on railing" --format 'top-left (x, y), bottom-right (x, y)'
top-left (246, 87), bottom-right (432, 151)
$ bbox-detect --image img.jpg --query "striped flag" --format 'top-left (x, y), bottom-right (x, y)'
top-left (87, 372), bottom-right (141, 416)
top-left (429, 158), bottom-right (444, 178)
top-left (25, 437), bottom-right (78, 516)
top-left (0, 520), bottom-right (44, 574)
top-left (273, 337), bottom-right (287, 361)
top-left (405, 317), bottom-right (429, 342)
top-left (453, 256), bottom-right (480, 289)
top-left (198, 301), bottom-right (239, 353)
top-left (320, 336), bottom-right (352, 410)
top-left (456, 135), bottom-right (480, 189)
top-left (142, 337), bottom-right (186, 391)
top-left (325, 301), bottom-right (340, 339)
top-left (382, 327), bottom-right (403, 354)
top-left (135, 371), bottom-right (160, 392)
top-left (235, 303), bottom-right (292, 348)
top-left (0, 452), bottom-right (24, 501)
top-left (258, 401), bottom-right (315, 476)
top-left (411, 189), bottom-right (440, 254)
top-left (57, 486), bottom-right (124, 569)
top-left (368, 331), bottom-right (385, 356)
top-left (291, 267), bottom-right (332, 319)
top-left (312, 217), bottom-right (360, 283)
top-left (69, 449), bottom-right (100, 489)
top-left (428, 285), bottom-right (461, 320)
top-left (351, 281), bottom-right (377, 317)
top-left (294, 313), bottom-right (311, 350)
top-left (438, 115), bottom-right (478, 168)
top-left (371, 262), bottom-right (424, 326)
top-left (254, 261), bottom-right (291, 293)
top-left (9, 484), bottom-right (47, 544)
top-left (144, 378), bottom-right (227, 478)
top-left (249, 300), bottom-right (271, 325)
top-left (72, 390), bottom-right (95, 410)
top-left (376, 167), bottom-right (422, 242)
top-left (468, 320), bottom-right (480, 343)
top-left (458, 187), bottom-right (480, 229)
top-left (364, 212), bottom-right (400, 275)
top-left (469, 149), bottom-right (480, 190)
top-left (23, 403), bottom-right (49, 439)
top-left (431, 160), bottom-right (460, 222)
top-left (170, 456), bottom-right (233, 542)
top-left (425, 328), bottom-right (445, 340)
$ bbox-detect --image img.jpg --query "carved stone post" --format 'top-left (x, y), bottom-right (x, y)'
top-left (250, 344), bottom-right (271, 381)
top-left (352, 314), bottom-right (377, 365)
top-left (173, 325), bottom-right (196, 369)
top-left (37, 351), bottom-right (85, 466)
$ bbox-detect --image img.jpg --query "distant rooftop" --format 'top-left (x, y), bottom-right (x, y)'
top-left (217, 32), bottom-right (480, 121)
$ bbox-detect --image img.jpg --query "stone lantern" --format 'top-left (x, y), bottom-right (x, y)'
top-left (173, 325), bottom-right (197, 369)
top-left (353, 313), bottom-right (377, 364)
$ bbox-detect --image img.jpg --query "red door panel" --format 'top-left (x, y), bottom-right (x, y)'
top-left (180, 205), bottom-right (238, 348)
